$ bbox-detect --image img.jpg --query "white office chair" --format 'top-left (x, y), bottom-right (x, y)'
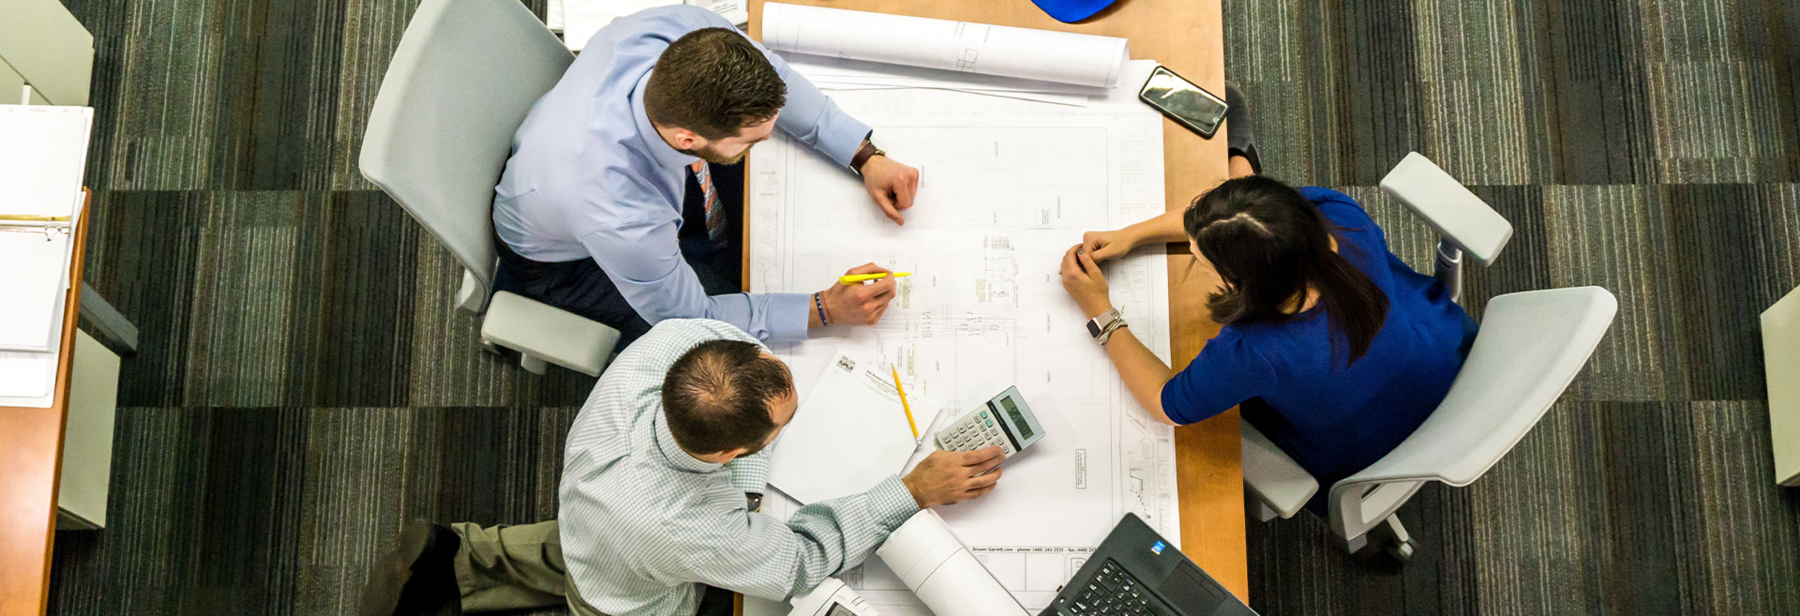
top-left (1239, 153), bottom-right (1618, 562)
top-left (360, 0), bottom-right (619, 375)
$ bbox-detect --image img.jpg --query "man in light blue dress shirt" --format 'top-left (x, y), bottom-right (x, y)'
top-left (359, 320), bottom-right (1004, 616)
top-left (492, 6), bottom-right (920, 346)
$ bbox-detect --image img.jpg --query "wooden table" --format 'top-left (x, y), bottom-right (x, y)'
top-left (744, 0), bottom-right (1247, 600)
top-left (0, 190), bottom-right (91, 616)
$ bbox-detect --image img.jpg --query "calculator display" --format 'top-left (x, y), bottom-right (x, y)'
top-left (999, 396), bottom-right (1034, 440)
top-left (826, 605), bottom-right (857, 616)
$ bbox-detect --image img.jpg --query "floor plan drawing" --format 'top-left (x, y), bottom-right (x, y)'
top-left (744, 110), bottom-right (1177, 615)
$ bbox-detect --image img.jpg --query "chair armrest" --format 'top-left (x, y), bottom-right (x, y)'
top-left (1379, 152), bottom-right (1513, 266)
top-left (1241, 422), bottom-right (1318, 520)
top-left (480, 292), bottom-right (619, 376)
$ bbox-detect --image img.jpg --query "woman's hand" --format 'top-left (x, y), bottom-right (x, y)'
top-left (1060, 245), bottom-right (1113, 319)
top-left (1080, 228), bottom-right (1139, 262)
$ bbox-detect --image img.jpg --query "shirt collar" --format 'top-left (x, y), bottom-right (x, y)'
top-left (652, 409), bottom-right (722, 474)
top-left (631, 70), bottom-right (703, 171)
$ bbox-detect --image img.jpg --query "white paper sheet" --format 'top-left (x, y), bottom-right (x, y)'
top-left (0, 190), bottom-right (81, 407)
top-left (762, 3), bottom-right (1129, 89)
top-left (0, 290), bottom-right (64, 407)
top-left (0, 106), bottom-right (91, 219)
top-left (745, 66), bottom-right (1177, 613)
top-left (768, 352), bottom-right (937, 504)
top-left (0, 230), bottom-right (71, 353)
top-left (561, 0), bottom-right (688, 52)
top-left (788, 56), bottom-right (1095, 107)
top-left (0, 107), bottom-right (90, 353)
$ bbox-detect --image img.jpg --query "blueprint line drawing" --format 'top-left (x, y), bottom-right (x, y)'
top-left (745, 111), bottom-right (1175, 616)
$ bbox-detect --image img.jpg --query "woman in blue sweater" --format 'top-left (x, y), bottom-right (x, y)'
top-left (1059, 96), bottom-right (1473, 514)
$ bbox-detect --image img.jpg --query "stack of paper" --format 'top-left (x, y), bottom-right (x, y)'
top-left (0, 105), bottom-right (92, 408)
top-left (767, 352), bottom-right (945, 504)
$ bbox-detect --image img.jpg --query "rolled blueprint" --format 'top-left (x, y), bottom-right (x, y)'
top-left (876, 510), bottom-right (1031, 616)
top-left (762, 3), bottom-right (1130, 88)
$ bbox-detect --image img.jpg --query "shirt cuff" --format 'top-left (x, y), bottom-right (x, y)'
top-left (769, 292), bottom-right (812, 342)
top-left (867, 475), bottom-right (922, 531)
top-left (725, 454), bottom-right (771, 495)
top-left (818, 118), bottom-right (873, 169)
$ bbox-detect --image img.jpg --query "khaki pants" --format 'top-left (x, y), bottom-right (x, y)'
top-left (451, 521), bottom-right (607, 616)
top-left (451, 521), bottom-right (737, 616)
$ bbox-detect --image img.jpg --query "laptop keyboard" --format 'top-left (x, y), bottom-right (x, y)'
top-left (1061, 559), bottom-right (1170, 616)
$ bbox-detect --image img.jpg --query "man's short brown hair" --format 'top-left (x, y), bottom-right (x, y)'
top-left (644, 28), bottom-right (787, 140)
top-left (661, 339), bottom-right (794, 455)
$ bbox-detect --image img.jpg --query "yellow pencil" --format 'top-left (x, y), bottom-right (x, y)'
top-left (839, 272), bottom-right (913, 285)
top-left (891, 366), bottom-right (919, 439)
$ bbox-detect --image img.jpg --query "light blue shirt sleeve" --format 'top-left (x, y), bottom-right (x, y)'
top-left (755, 41), bottom-right (871, 167)
top-left (579, 220), bottom-right (811, 342)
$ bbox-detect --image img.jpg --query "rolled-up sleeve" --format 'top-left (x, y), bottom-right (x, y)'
top-left (580, 220), bottom-right (810, 342)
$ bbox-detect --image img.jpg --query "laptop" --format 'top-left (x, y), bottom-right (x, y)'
top-left (1041, 514), bottom-right (1258, 616)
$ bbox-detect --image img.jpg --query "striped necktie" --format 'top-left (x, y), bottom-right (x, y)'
top-left (690, 161), bottom-right (724, 241)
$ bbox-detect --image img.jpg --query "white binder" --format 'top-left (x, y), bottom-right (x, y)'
top-left (0, 105), bottom-right (90, 353)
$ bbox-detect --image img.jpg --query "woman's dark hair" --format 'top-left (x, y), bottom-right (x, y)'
top-left (1183, 176), bottom-right (1389, 365)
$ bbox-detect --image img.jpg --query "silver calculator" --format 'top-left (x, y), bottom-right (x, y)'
top-left (934, 386), bottom-right (1045, 457)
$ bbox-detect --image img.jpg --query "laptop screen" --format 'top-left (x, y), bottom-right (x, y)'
top-left (1158, 561), bottom-right (1229, 615)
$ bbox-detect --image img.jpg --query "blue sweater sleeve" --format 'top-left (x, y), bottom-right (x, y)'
top-left (1159, 331), bottom-right (1279, 425)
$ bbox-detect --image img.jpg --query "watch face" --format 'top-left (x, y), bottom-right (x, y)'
top-left (1087, 320), bottom-right (1104, 337)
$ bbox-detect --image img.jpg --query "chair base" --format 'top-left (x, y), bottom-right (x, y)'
top-left (1343, 515), bottom-right (1415, 564)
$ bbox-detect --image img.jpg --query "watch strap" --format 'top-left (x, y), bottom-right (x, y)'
top-left (851, 139), bottom-right (883, 175)
top-left (1096, 316), bottom-right (1128, 346)
top-left (1086, 309), bottom-right (1122, 340)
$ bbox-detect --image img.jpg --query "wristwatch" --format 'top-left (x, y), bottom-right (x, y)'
top-left (850, 137), bottom-right (885, 175)
top-left (1086, 309), bottom-right (1127, 345)
top-left (746, 492), bottom-right (763, 513)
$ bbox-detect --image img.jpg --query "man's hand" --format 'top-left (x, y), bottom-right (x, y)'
top-left (860, 155), bottom-right (920, 226)
top-left (1080, 228), bottom-right (1140, 262)
top-left (902, 447), bottom-right (1004, 508)
top-left (814, 263), bottom-right (897, 327)
top-left (1060, 245), bottom-right (1112, 319)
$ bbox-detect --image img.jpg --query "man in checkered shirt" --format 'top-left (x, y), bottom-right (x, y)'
top-left (361, 319), bottom-right (1005, 616)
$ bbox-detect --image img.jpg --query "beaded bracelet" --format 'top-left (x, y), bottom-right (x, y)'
top-left (813, 291), bottom-right (831, 326)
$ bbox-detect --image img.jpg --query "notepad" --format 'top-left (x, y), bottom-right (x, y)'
top-left (768, 352), bottom-right (938, 504)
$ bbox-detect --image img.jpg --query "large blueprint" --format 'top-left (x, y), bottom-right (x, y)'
top-left (745, 68), bottom-right (1178, 614)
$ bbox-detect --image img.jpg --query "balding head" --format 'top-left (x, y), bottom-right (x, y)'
top-left (661, 340), bottom-right (796, 457)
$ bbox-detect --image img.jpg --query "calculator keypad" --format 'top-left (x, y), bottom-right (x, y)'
top-left (935, 407), bottom-right (1017, 456)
